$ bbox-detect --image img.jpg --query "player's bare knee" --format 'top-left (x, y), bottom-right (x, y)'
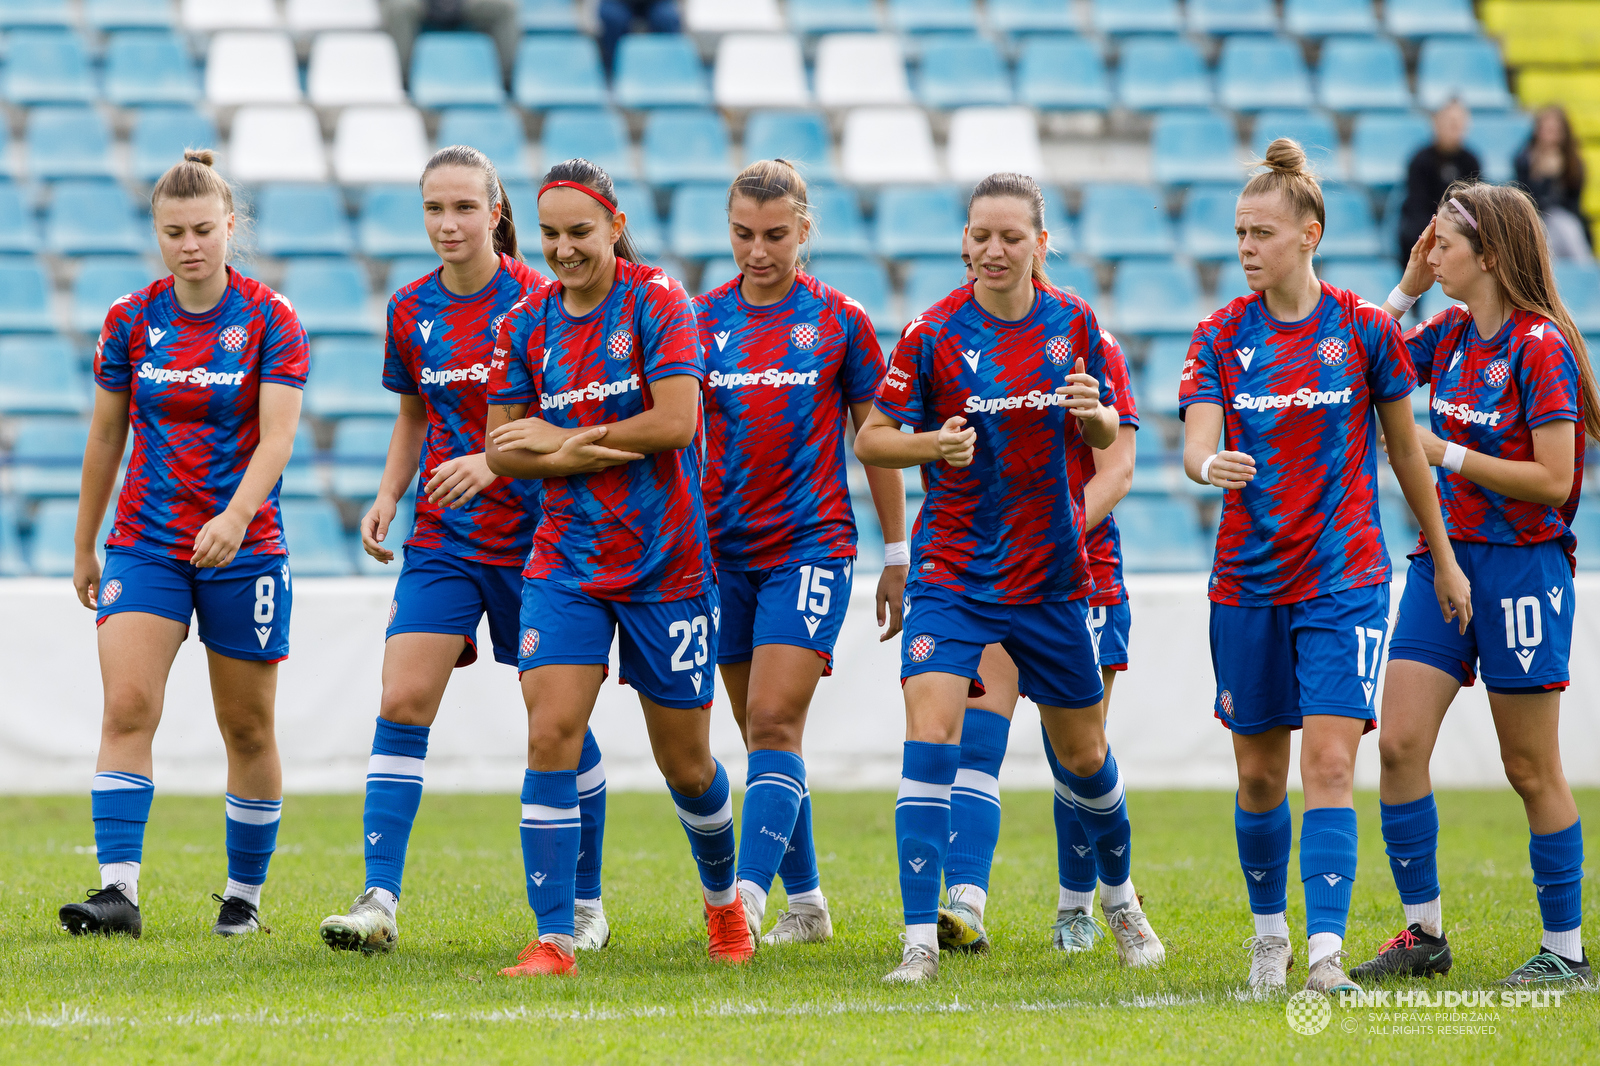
top-left (1377, 729), bottom-right (1426, 776)
top-left (745, 704), bottom-right (804, 752)
top-left (101, 687), bottom-right (161, 736)
top-left (379, 684), bottom-right (436, 727)
top-left (658, 753), bottom-right (715, 797)
top-left (1302, 751), bottom-right (1355, 796)
top-left (1500, 755), bottom-right (1556, 801)
top-left (1058, 739), bottom-right (1109, 779)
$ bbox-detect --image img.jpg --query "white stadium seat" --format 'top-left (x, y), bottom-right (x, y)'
top-left (816, 34), bottom-right (912, 107)
top-left (714, 34), bottom-right (809, 108)
top-left (334, 106), bottom-right (430, 184)
top-left (206, 32), bottom-right (301, 106)
top-left (947, 107), bottom-right (1045, 182)
top-left (286, 0), bottom-right (382, 32)
top-left (686, 0), bottom-right (784, 32)
top-left (308, 32), bottom-right (405, 107)
top-left (182, 0), bottom-right (278, 30)
top-left (228, 106), bottom-right (327, 181)
top-left (841, 107), bottom-right (939, 183)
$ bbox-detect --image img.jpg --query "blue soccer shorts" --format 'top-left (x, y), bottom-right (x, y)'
top-left (517, 578), bottom-right (720, 709)
top-left (1390, 540), bottom-right (1573, 695)
top-left (386, 546), bottom-right (524, 667)
top-left (899, 581), bottom-right (1104, 710)
top-left (716, 556), bottom-right (856, 675)
top-left (97, 544), bottom-right (293, 662)
top-left (1208, 583), bottom-right (1391, 735)
top-left (1089, 599), bottom-right (1132, 671)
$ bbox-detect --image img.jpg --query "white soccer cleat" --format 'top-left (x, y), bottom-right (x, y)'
top-left (1052, 908), bottom-right (1105, 953)
top-left (319, 889), bottom-right (399, 955)
top-left (738, 886), bottom-right (763, 943)
top-left (573, 903), bottom-right (611, 950)
top-left (762, 899), bottom-right (833, 945)
top-left (1244, 935), bottom-right (1294, 993)
top-left (1304, 950), bottom-right (1359, 993)
top-left (883, 937), bottom-right (939, 984)
top-left (1103, 901), bottom-right (1166, 967)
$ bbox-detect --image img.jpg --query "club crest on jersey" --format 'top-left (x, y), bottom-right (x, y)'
top-left (1219, 689), bottom-right (1234, 717)
top-left (1045, 336), bottom-right (1072, 365)
top-left (219, 325), bottom-right (248, 353)
top-left (1316, 337), bottom-right (1347, 367)
top-left (520, 628), bottom-right (540, 658)
top-left (790, 323), bottom-right (818, 350)
top-left (100, 579), bottom-right (122, 606)
top-left (491, 313), bottom-right (507, 336)
top-left (908, 634), bottom-right (936, 663)
top-left (1483, 358), bottom-right (1510, 389)
top-left (607, 329), bottom-right (632, 361)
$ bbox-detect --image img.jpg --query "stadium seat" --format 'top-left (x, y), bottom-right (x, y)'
top-left (1054, 259), bottom-right (1100, 308)
top-left (305, 337), bottom-right (396, 418)
top-left (1092, 0), bottom-right (1181, 34)
top-left (1187, 0), bottom-right (1276, 35)
top-left (889, 0), bottom-right (977, 33)
top-left (643, 110), bottom-right (734, 186)
top-left (9, 417), bottom-right (88, 497)
top-left (206, 32), bottom-right (301, 105)
top-left (1351, 111), bottom-right (1432, 186)
top-left (47, 182), bottom-right (146, 256)
top-left (1040, 186), bottom-right (1078, 257)
top-left (182, 0), bottom-right (277, 29)
top-left (745, 111), bottom-right (836, 181)
top-left (1252, 110), bottom-right (1340, 178)
top-left (130, 106), bottom-right (217, 183)
top-left (988, 0), bottom-right (1077, 34)
top-left (27, 498), bottom-right (79, 575)
top-left (385, 256), bottom-right (439, 302)
top-left (1218, 37), bottom-right (1313, 111)
top-left (1572, 505), bottom-right (1600, 570)
top-left (1385, 0), bottom-right (1479, 37)
top-left (1415, 285), bottom-right (1460, 324)
top-left (669, 183), bottom-right (733, 258)
top-left (686, 0), bottom-right (782, 31)
top-left (256, 185), bottom-right (355, 257)
top-left (26, 107), bottom-right (115, 181)
top-left (87, 0), bottom-right (174, 29)
top-left (3, 29), bottom-right (94, 103)
top-left (0, 122), bottom-right (11, 180)
top-left (228, 106), bottom-right (328, 182)
top-left (1417, 38), bottom-right (1513, 111)
top-left (436, 108), bottom-right (530, 182)
top-left (714, 34), bottom-right (810, 108)
top-left (279, 500), bottom-right (354, 575)
top-left (334, 106), bottom-right (430, 184)
top-left (613, 181), bottom-right (665, 258)
top-left (700, 257), bottom-right (739, 294)
top-left (614, 35), bottom-right (711, 109)
top-left (354, 491), bottom-right (416, 574)
top-left (0, 336), bottom-right (88, 413)
top-left (1141, 336), bottom-right (1187, 418)
top-left (808, 256), bottom-right (895, 330)
top-left (1017, 35), bottom-right (1111, 111)
top-left (1555, 262), bottom-right (1600, 332)
top-left (788, 0), bottom-right (880, 34)
top-left (0, 0), bottom-right (70, 26)
top-left (903, 255), bottom-right (967, 314)
top-left (519, 0), bottom-right (580, 31)
top-left (1151, 110), bottom-right (1242, 185)
top-left (0, 258), bottom-right (53, 332)
top-left (840, 108), bottom-right (939, 184)
top-left (104, 30), bottom-right (201, 106)
top-left (918, 36), bottom-right (1011, 109)
top-left (1116, 497), bottom-right (1209, 571)
top-left (286, 0), bottom-right (380, 32)
top-left (1317, 185), bottom-right (1382, 258)
top-left (541, 108), bottom-right (634, 180)
top-left (71, 258), bottom-right (155, 334)
top-left (948, 107), bottom-right (1043, 182)
top-left (331, 418), bottom-right (395, 499)
top-left (1213, 263), bottom-right (1252, 308)
top-left (1080, 184), bottom-right (1174, 258)
top-left (411, 32), bottom-right (505, 108)
top-left (0, 183), bottom-right (38, 253)
top-left (1117, 35), bottom-right (1211, 110)
top-left (1285, 0), bottom-right (1376, 36)
top-left (280, 259), bottom-right (375, 335)
top-left (1127, 417), bottom-right (1177, 494)
top-left (1317, 36), bottom-right (1411, 112)
top-left (806, 184), bottom-right (872, 256)
top-left (875, 186), bottom-right (963, 258)
top-left (308, 31), bottom-right (405, 107)
top-left (514, 35), bottom-right (607, 108)
top-left (816, 34), bottom-right (912, 107)
top-left (1467, 111), bottom-right (1534, 184)
top-left (1111, 259), bottom-right (1203, 335)
top-left (1320, 258), bottom-right (1399, 304)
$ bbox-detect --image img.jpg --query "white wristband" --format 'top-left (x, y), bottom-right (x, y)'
top-left (1387, 285), bottom-right (1419, 314)
top-left (883, 541), bottom-right (910, 567)
top-left (1199, 454), bottom-right (1218, 484)
top-left (1442, 442), bottom-right (1468, 474)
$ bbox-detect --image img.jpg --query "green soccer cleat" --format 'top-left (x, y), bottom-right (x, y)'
top-left (1498, 950), bottom-right (1592, 988)
top-left (937, 901), bottom-right (991, 954)
top-left (1051, 908), bottom-right (1104, 953)
top-left (1350, 924), bottom-right (1452, 981)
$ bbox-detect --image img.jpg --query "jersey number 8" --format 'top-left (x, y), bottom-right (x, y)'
top-left (254, 576), bottom-right (276, 624)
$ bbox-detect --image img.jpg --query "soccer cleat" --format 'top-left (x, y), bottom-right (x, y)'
top-left (212, 893), bottom-right (266, 936)
top-left (937, 901), bottom-right (991, 954)
top-left (1350, 924), bottom-right (1452, 981)
top-left (572, 904), bottom-right (611, 950)
top-left (1304, 950), bottom-right (1359, 993)
top-left (1103, 901), bottom-right (1165, 967)
top-left (1497, 949), bottom-right (1592, 988)
top-left (705, 896), bottom-right (756, 963)
top-left (499, 938), bottom-right (577, 977)
top-left (883, 937), bottom-right (939, 983)
top-left (59, 885), bottom-right (141, 938)
top-left (763, 900), bottom-right (833, 945)
top-left (1243, 935), bottom-right (1294, 992)
top-left (1051, 908), bottom-right (1104, 953)
top-left (319, 889), bottom-right (399, 955)
top-left (738, 886), bottom-right (763, 943)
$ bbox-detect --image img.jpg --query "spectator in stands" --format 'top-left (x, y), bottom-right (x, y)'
top-left (1398, 101), bottom-right (1481, 269)
top-left (599, 0), bottom-right (682, 74)
top-left (383, 0), bottom-right (519, 82)
top-left (1516, 105), bottom-right (1593, 262)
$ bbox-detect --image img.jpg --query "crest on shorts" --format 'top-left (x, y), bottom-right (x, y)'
top-left (908, 634), bottom-right (936, 663)
top-left (1483, 358), bottom-right (1510, 388)
top-left (1045, 336), bottom-right (1073, 365)
top-left (388, 599), bottom-right (398, 625)
top-left (219, 325), bottom-right (248, 353)
top-left (791, 323), bottom-right (818, 350)
top-left (607, 329), bottom-right (632, 361)
top-left (520, 628), bottom-right (540, 657)
top-left (1219, 689), bottom-right (1234, 717)
top-left (101, 579), bottom-right (122, 606)
top-left (1316, 337), bottom-right (1347, 367)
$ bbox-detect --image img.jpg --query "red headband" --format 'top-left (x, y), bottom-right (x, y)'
top-left (539, 180), bottom-right (617, 213)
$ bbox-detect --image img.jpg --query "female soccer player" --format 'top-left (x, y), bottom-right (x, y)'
top-left (485, 158), bottom-right (754, 976)
top-left (1352, 182), bottom-right (1597, 987)
top-left (318, 147), bottom-right (610, 955)
top-left (696, 159), bottom-right (908, 946)
top-left (1179, 140), bottom-right (1470, 993)
top-left (59, 150), bottom-right (308, 938)
top-left (857, 172), bottom-right (1163, 983)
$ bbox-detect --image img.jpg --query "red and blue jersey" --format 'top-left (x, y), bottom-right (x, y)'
top-left (1068, 330), bottom-right (1139, 608)
top-left (1179, 283), bottom-right (1416, 607)
top-left (93, 268), bottom-right (308, 560)
top-left (874, 281), bottom-right (1119, 604)
top-left (1403, 305), bottom-right (1584, 567)
top-left (487, 258), bottom-right (711, 603)
top-left (695, 270), bottom-right (885, 570)
top-left (385, 254), bottom-right (549, 566)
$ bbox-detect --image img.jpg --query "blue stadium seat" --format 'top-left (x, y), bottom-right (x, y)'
top-left (1285, 0), bottom-right (1376, 35)
top-left (1187, 0), bottom-right (1276, 35)
top-left (1317, 36), bottom-right (1410, 112)
top-left (1252, 109), bottom-right (1339, 178)
top-left (104, 30), bottom-right (200, 105)
top-left (3, 29), bottom-right (94, 103)
top-left (1317, 185), bottom-right (1381, 258)
top-left (745, 111), bottom-right (835, 181)
top-left (875, 186), bottom-right (964, 258)
top-left (607, 180), bottom-right (663, 258)
top-left (1181, 184), bottom-right (1241, 260)
top-left (355, 491), bottom-right (417, 575)
top-left (700, 257), bottom-right (738, 295)
top-left (787, 0), bottom-right (880, 34)
top-left (807, 183), bottom-right (872, 256)
top-left (889, 0), bottom-right (977, 32)
top-left (0, 495), bottom-right (27, 575)
top-left (903, 256), bottom-right (967, 314)
top-left (1415, 285), bottom-right (1460, 325)
top-left (1040, 185), bottom-right (1077, 256)
top-left (47, 181), bottom-right (146, 256)
top-left (1116, 497), bottom-right (1210, 571)
top-left (1141, 336), bottom-right (1187, 418)
top-left (385, 256), bottom-right (440, 303)
top-left (0, 257), bottom-right (53, 332)
top-left (1151, 110), bottom-right (1241, 185)
top-left (1555, 262), bottom-right (1600, 333)
top-left (305, 337), bottom-right (398, 418)
top-left (541, 108), bottom-right (633, 179)
top-left (1080, 184), bottom-right (1174, 258)
top-left (28, 498), bottom-right (79, 575)
top-left (1571, 504), bottom-right (1600, 570)
top-left (0, 0), bottom-right (70, 26)
top-left (0, 335), bottom-right (87, 413)
top-left (27, 106), bottom-right (115, 180)
top-left (1385, 0), bottom-right (1479, 37)
top-left (1092, 0), bottom-right (1180, 34)
top-left (1017, 35), bottom-right (1111, 110)
top-left (72, 257), bottom-right (154, 334)
top-left (614, 35), bottom-right (711, 109)
top-left (643, 109), bottom-right (733, 185)
top-left (514, 35), bottom-right (607, 108)
top-left (0, 183), bottom-right (39, 253)
top-left (917, 36), bottom-right (1011, 109)
top-left (86, 0), bottom-right (171, 29)
top-left (1218, 37), bottom-right (1313, 111)
top-left (436, 107), bottom-right (530, 182)
top-left (130, 106), bottom-right (218, 183)
top-left (807, 256), bottom-right (895, 331)
top-left (410, 32), bottom-right (506, 107)
top-left (331, 417), bottom-right (397, 500)
top-left (9, 417), bottom-right (87, 497)
top-left (1417, 37), bottom-right (1513, 111)
top-left (256, 185), bottom-right (355, 257)
top-left (1467, 110), bottom-right (1534, 184)
top-left (0, 120), bottom-right (11, 179)
top-left (1320, 258), bottom-right (1399, 304)
top-left (1117, 35), bottom-right (1211, 110)
top-left (1351, 111), bottom-right (1432, 186)
top-left (1379, 494), bottom-right (1420, 564)
top-left (988, 0), bottom-right (1077, 34)
top-left (359, 185), bottom-right (433, 257)
top-left (1111, 259), bottom-right (1203, 335)
top-left (280, 259), bottom-right (376, 335)
top-left (1053, 259), bottom-right (1100, 307)
top-left (1127, 417), bottom-right (1175, 494)
top-left (519, 0), bottom-right (579, 31)
top-left (669, 183), bottom-right (731, 258)
top-left (279, 421), bottom-right (324, 498)
top-left (280, 500), bottom-right (355, 575)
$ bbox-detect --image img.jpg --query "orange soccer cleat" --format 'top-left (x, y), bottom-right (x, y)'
top-left (499, 938), bottom-right (578, 977)
top-left (706, 896), bottom-right (757, 964)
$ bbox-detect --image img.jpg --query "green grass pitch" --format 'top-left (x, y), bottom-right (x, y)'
top-left (1, 790), bottom-right (1595, 1064)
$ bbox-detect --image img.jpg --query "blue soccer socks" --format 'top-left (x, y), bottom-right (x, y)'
top-left (92, 771), bottom-right (154, 905)
top-left (776, 788), bottom-right (822, 900)
top-left (1380, 793), bottom-right (1442, 935)
top-left (670, 761), bottom-right (738, 905)
top-left (1057, 747), bottom-right (1133, 904)
top-left (737, 749), bottom-right (806, 914)
top-left (1236, 795), bottom-right (1293, 927)
top-left (1044, 728), bottom-right (1099, 912)
top-left (946, 710), bottom-right (1009, 911)
top-left (520, 769), bottom-right (580, 940)
top-left (576, 729), bottom-right (607, 905)
top-left (1301, 806), bottom-right (1358, 958)
top-left (896, 741), bottom-right (959, 938)
top-left (224, 794), bottom-right (283, 907)
top-left (1530, 820), bottom-right (1584, 959)
top-left (362, 717), bottom-right (429, 900)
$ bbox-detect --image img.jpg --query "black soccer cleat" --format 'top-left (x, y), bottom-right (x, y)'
top-left (211, 893), bottom-right (266, 937)
top-left (1498, 949), bottom-right (1592, 988)
top-left (1350, 923), bottom-right (1452, 981)
top-left (59, 885), bottom-right (142, 938)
